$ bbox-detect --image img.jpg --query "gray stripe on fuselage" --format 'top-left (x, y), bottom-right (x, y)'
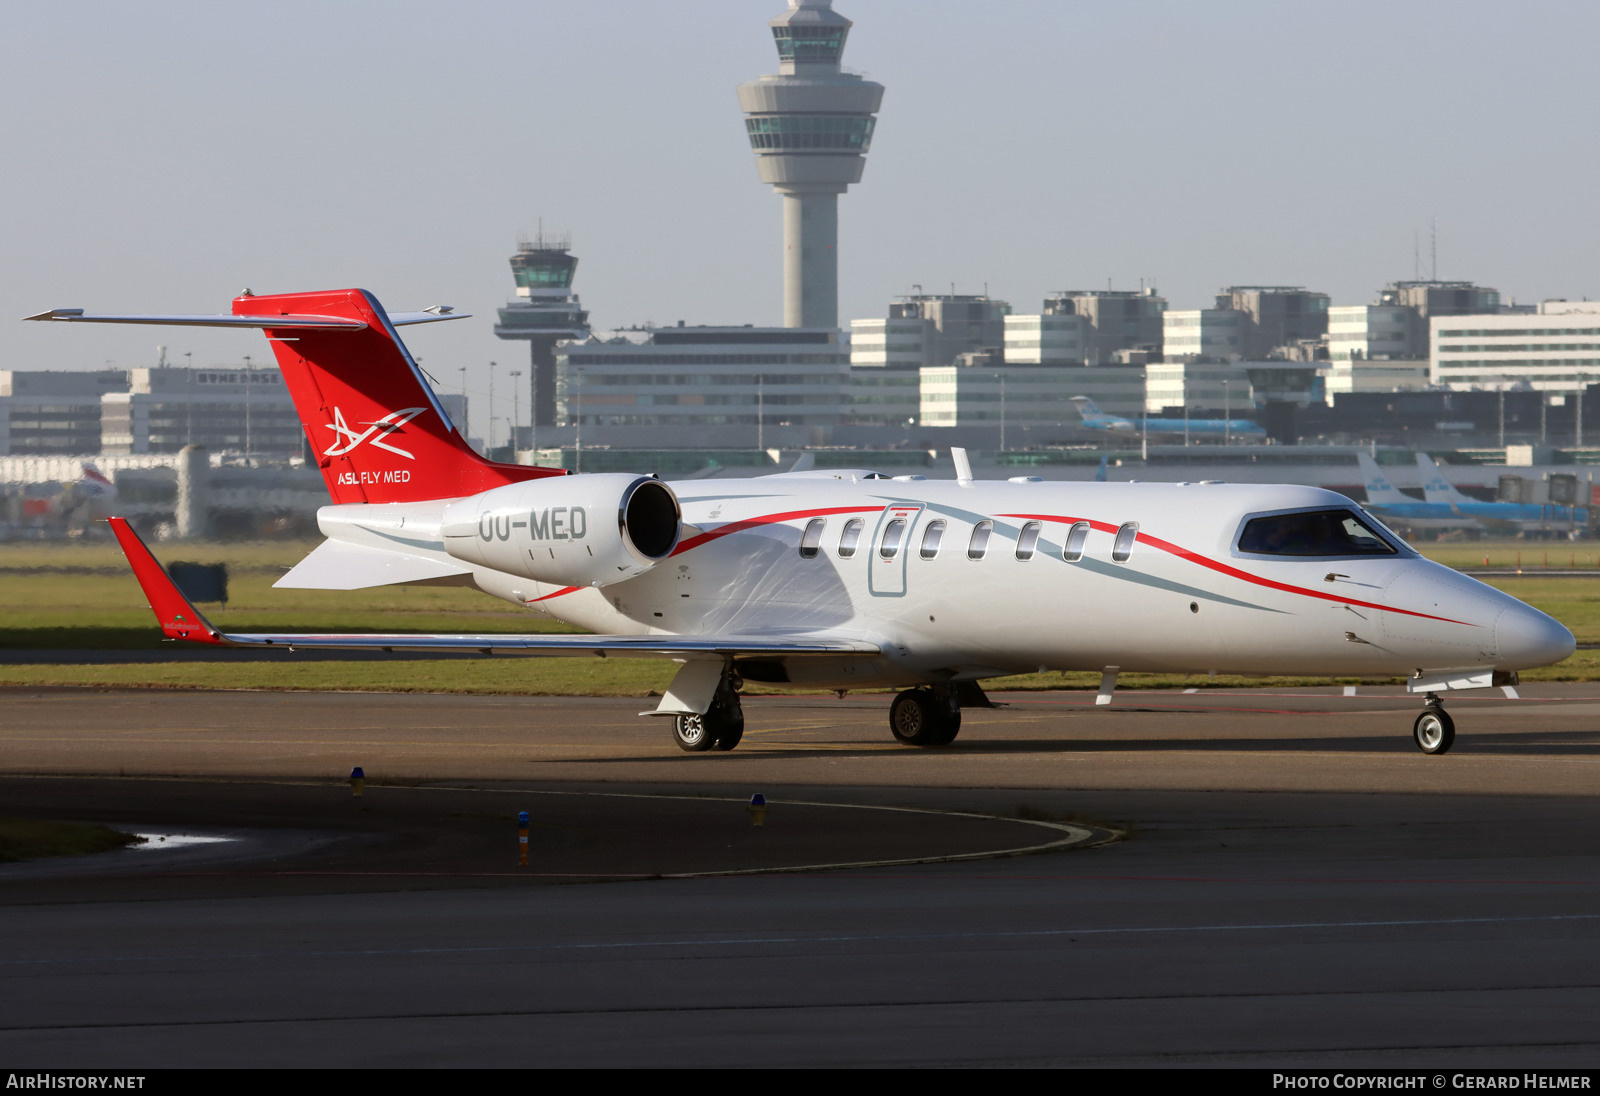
top-left (907, 498), bottom-right (1284, 615)
top-left (353, 526), bottom-right (448, 553)
top-left (674, 493), bottom-right (782, 505)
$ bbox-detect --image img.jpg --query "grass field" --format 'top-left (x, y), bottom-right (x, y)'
top-left (0, 817), bottom-right (142, 863)
top-left (1, 536), bottom-right (1595, 695)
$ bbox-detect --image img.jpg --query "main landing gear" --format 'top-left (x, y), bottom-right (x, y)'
top-left (672, 673), bottom-right (744, 753)
top-left (889, 686), bottom-right (962, 747)
top-left (1412, 693), bottom-right (1456, 755)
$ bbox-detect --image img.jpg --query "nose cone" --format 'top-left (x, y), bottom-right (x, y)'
top-left (1496, 602), bottom-right (1576, 670)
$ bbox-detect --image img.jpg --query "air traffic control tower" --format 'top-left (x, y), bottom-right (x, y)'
top-left (494, 233), bottom-right (591, 435)
top-left (739, 0), bottom-right (883, 329)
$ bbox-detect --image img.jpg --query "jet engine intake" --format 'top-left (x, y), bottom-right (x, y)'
top-left (442, 473), bottom-right (680, 588)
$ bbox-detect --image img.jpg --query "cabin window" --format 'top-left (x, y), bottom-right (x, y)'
top-left (838, 518), bottom-right (864, 558)
top-left (798, 518), bottom-right (826, 559)
top-left (1112, 522), bottom-right (1139, 562)
top-left (968, 520), bottom-right (994, 560)
top-left (920, 520), bottom-right (946, 560)
top-left (879, 519), bottom-right (907, 560)
top-left (1062, 521), bottom-right (1091, 562)
top-left (1237, 510), bottom-right (1398, 557)
top-left (1015, 521), bottom-right (1043, 561)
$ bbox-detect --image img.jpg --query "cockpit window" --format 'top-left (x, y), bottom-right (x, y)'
top-left (1237, 510), bottom-right (1399, 557)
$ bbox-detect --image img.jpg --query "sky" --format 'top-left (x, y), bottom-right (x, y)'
top-left (3, 0), bottom-right (1597, 440)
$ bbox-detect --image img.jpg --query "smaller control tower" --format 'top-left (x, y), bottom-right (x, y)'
top-left (494, 232), bottom-right (591, 438)
top-left (739, 0), bottom-right (883, 330)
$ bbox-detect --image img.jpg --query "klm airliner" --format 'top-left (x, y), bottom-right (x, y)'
top-left (1415, 454), bottom-right (1587, 535)
top-left (1071, 396), bottom-right (1266, 440)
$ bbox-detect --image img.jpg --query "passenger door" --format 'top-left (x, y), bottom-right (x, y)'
top-left (868, 503), bottom-right (922, 598)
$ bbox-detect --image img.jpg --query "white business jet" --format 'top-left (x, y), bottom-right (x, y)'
top-left (28, 289), bottom-right (1575, 755)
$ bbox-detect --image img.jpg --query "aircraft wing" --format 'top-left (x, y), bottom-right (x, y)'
top-left (108, 518), bottom-right (879, 658)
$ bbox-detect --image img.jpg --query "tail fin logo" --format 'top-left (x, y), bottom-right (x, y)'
top-left (324, 406), bottom-right (427, 460)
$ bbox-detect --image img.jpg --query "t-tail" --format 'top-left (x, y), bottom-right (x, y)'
top-left (27, 288), bottom-right (565, 504)
top-left (1355, 453), bottom-right (1414, 506)
top-left (1070, 395), bottom-right (1107, 422)
top-left (1070, 395), bottom-right (1135, 434)
top-left (1414, 453), bottom-right (1471, 506)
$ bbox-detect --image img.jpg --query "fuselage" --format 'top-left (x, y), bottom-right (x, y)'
top-left (313, 475), bottom-right (1574, 690)
top-left (1081, 416), bottom-right (1266, 439)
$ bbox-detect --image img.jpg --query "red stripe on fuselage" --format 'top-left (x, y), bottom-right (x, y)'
top-left (671, 504), bottom-right (887, 556)
top-left (999, 512), bottom-right (1471, 626)
top-left (527, 585), bottom-right (583, 603)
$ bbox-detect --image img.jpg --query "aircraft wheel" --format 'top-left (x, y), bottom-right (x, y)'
top-left (712, 704), bottom-right (745, 751)
top-left (890, 689), bottom-right (957, 747)
top-left (672, 713), bottom-right (718, 752)
top-left (1413, 707), bottom-right (1455, 755)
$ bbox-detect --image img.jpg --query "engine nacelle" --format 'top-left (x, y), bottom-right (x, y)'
top-left (441, 473), bottom-right (681, 588)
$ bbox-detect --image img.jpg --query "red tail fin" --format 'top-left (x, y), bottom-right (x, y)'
top-left (237, 288), bottom-right (562, 504)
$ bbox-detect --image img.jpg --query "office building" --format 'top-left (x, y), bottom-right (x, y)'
top-left (1003, 312), bottom-right (1091, 366)
top-left (1035, 289), bottom-right (1166, 364)
top-left (844, 366), bottom-right (920, 426)
top-left (1215, 286), bottom-right (1330, 359)
top-left (850, 293), bottom-right (1010, 370)
top-left (1146, 360), bottom-right (1322, 414)
top-left (1431, 301), bottom-right (1600, 392)
top-left (1387, 279), bottom-right (1501, 320)
top-left (1163, 309), bottom-right (1248, 362)
top-left (920, 363), bottom-right (1145, 429)
top-left (1328, 303), bottom-right (1424, 361)
top-left (557, 326), bottom-right (848, 431)
top-left (1322, 358), bottom-right (1431, 400)
top-left (0, 370), bottom-right (125, 456)
top-left (101, 367), bottom-right (300, 457)
top-left (849, 315), bottom-right (936, 369)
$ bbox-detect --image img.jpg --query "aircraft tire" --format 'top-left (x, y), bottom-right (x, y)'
top-left (672, 713), bottom-right (718, 752)
top-left (929, 707), bottom-right (961, 745)
top-left (890, 689), bottom-right (956, 747)
top-left (712, 705), bottom-right (745, 751)
top-left (1413, 707), bottom-right (1456, 755)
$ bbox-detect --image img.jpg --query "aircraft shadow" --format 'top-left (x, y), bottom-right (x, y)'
top-left (541, 727), bottom-right (1600, 762)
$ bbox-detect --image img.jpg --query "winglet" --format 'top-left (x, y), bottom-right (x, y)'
top-left (107, 518), bottom-right (225, 644)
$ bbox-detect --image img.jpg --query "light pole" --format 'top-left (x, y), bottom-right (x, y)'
top-left (573, 361), bottom-right (582, 474)
top-left (458, 366), bottom-right (469, 445)
top-left (1223, 378), bottom-right (1231, 447)
top-left (510, 369), bottom-right (523, 456)
top-left (183, 351), bottom-right (193, 447)
top-left (488, 361), bottom-right (498, 453)
top-left (243, 353), bottom-right (253, 462)
top-left (997, 373), bottom-right (1007, 453)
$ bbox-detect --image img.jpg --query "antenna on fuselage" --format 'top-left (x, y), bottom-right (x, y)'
top-left (951, 447), bottom-right (974, 486)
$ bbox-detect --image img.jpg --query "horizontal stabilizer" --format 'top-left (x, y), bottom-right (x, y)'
top-left (274, 540), bottom-right (471, 590)
top-left (23, 308), bottom-right (468, 329)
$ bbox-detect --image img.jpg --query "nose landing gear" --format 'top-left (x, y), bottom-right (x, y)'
top-left (1412, 693), bottom-right (1455, 754)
